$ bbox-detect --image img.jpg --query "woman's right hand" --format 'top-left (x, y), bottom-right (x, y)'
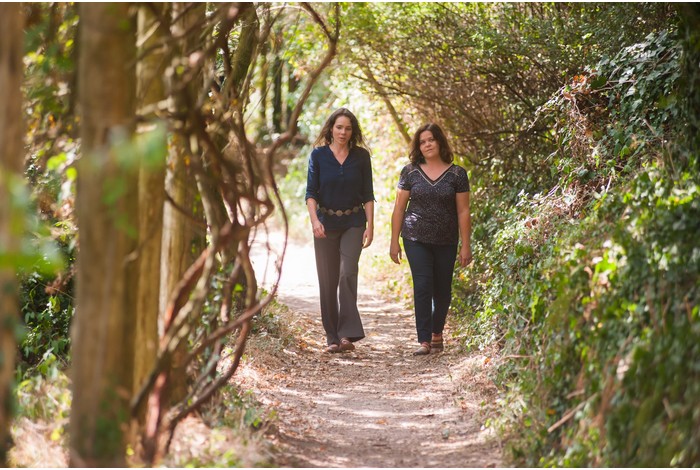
top-left (389, 240), bottom-right (402, 264)
top-left (312, 220), bottom-right (326, 238)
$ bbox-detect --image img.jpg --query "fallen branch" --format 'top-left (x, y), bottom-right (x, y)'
top-left (547, 396), bottom-right (593, 434)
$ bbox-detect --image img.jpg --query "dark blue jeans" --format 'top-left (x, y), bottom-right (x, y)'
top-left (403, 238), bottom-right (457, 344)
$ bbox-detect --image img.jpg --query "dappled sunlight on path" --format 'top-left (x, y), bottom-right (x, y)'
top-left (248, 234), bottom-right (502, 468)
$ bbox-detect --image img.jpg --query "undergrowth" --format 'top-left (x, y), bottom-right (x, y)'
top-left (451, 27), bottom-right (700, 466)
top-left (9, 294), bottom-right (293, 468)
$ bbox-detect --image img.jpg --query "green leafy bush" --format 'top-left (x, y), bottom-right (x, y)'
top-left (452, 25), bottom-right (700, 466)
top-left (18, 255), bottom-right (74, 367)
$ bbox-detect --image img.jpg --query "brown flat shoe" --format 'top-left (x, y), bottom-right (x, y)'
top-left (325, 344), bottom-right (340, 353)
top-left (413, 342), bottom-right (431, 356)
top-left (339, 338), bottom-right (355, 352)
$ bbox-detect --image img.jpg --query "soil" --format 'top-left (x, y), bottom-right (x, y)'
top-left (244, 234), bottom-right (504, 468)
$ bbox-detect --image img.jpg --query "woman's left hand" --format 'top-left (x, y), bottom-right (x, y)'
top-left (458, 244), bottom-right (472, 267)
top-left (362, 227), bottom-right (374, 248)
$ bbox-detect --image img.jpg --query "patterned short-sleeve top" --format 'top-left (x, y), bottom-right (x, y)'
top-left (397, 163), bottom-right (470, 245)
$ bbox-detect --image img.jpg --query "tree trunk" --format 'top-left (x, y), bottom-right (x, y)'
top-left (133, 2), bottom-right (168, 431)
top-left (257, 41), bottom-right (269, 142)
top-left (70, 4), bottom-right (137, 467)
top-left (230, 6), bottom-right (259, 98)
top-left (286, 65), bottom-right (299, 132)
top-left (159, 1), bottom-right (206, 407)
top-left (160, 137), bottom-right (197, 405)
top-left (272, 30), bottom-right (283, 133)
top-left (0, 5), bottom-right (24, 465)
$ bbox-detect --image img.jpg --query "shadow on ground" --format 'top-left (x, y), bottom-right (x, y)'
top-left (246, 235), bottom-right (503, 468)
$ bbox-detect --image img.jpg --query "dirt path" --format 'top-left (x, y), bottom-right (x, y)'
top-left (245, 234), bottom-right (503, 468)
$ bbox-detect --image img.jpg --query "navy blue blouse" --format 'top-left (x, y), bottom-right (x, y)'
top-left (305, 145), bottom-right (374, 231)
top-left (397, 163), bottom-right (470, 245)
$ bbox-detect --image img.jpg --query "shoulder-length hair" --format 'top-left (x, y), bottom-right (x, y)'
top-left (313, 108), bottom-right (368, 149)
top-left (409, 123), bottom-right (453, 165)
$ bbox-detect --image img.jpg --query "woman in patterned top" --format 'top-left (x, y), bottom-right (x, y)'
top-left (390, 123), bottom-right (472, 355)
top-left (305, 108), bottom-right (375, 353)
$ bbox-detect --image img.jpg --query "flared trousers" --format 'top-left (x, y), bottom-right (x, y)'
top-left (313, 226), bottom-right (366, 346)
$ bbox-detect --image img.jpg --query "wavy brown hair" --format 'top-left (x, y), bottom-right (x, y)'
top-left (409, 123), bottom-right (453, 165)
top-left (313, 107), bottom-right (368, 149)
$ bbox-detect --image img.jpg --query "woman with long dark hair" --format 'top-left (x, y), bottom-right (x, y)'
top-left (305, 108), bottom-right (375, 353)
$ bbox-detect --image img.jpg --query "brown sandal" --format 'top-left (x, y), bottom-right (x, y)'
top-left (339, 338), bottom-right (355, 352)
top-left (431, 335), bottom-right (444, 351)
top-left (413, 341), bottom-right (431, 356)
top-left (325, 343), bottom-right (340, 353)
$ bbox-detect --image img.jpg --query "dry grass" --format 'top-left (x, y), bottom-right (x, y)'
top-left (9, 372), bottom-right (275, 468)
top-left (9, 367), bottom-right (70, 467)
top-left (8, 417), bottom-right (68, 468)
top-left (7, 298), bottom-right (297, 468)
top-left (157, 413), bottom-right (272, 468)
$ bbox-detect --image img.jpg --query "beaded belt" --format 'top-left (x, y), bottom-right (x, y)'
top-left (319, 205), bottom-right (362, 216)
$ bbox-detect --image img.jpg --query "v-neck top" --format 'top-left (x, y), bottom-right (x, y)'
top-left (305, 145), bottom-right (375, 231)
top-left (397, 162), bottom-right (470, 245)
